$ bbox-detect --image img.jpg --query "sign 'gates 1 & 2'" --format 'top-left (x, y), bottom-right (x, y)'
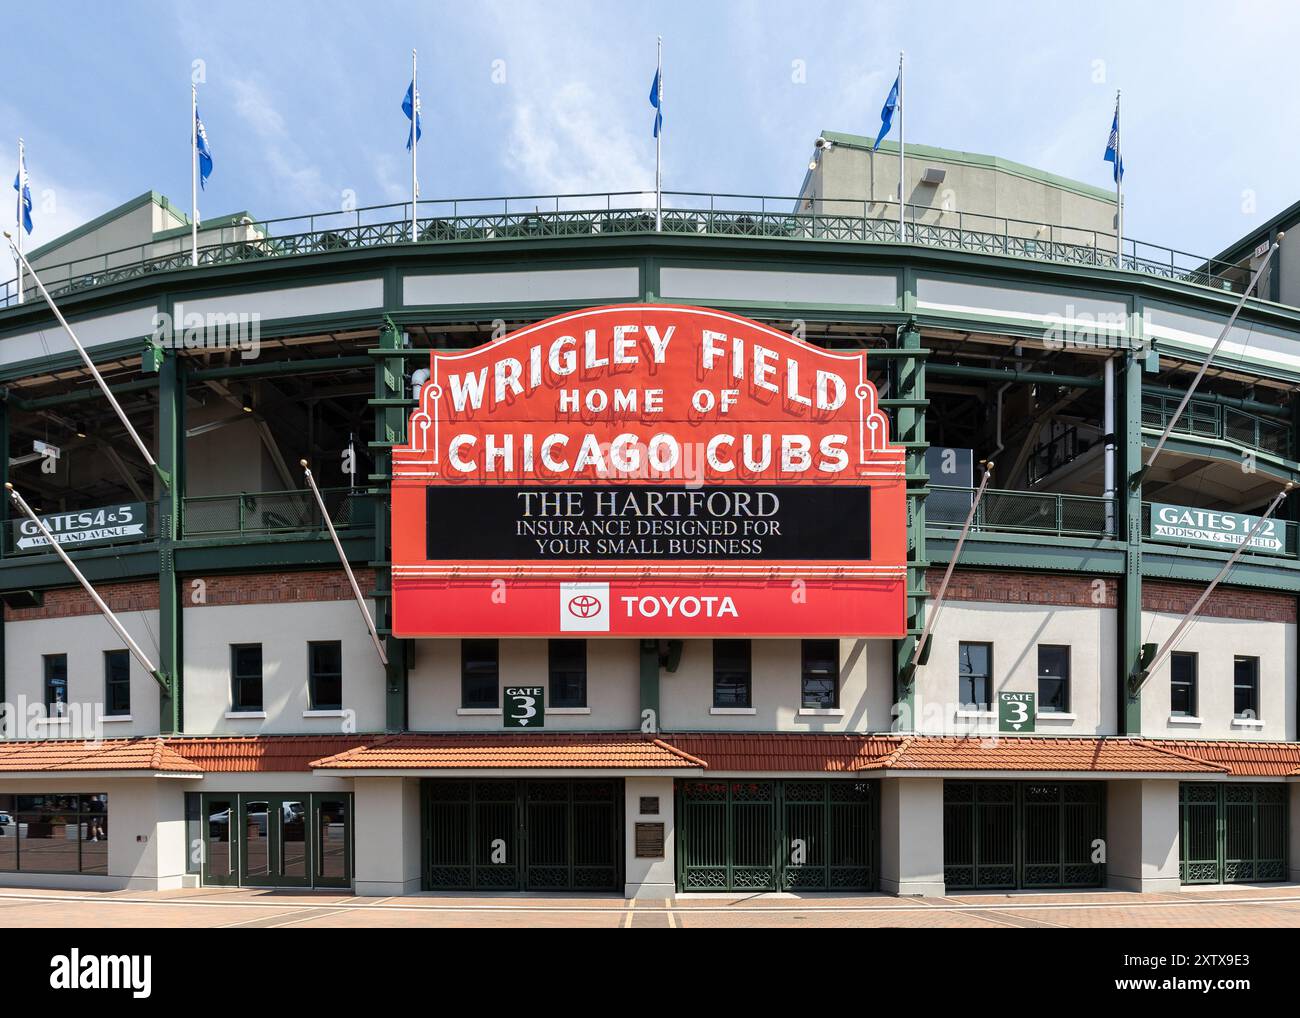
top-left (390, 304), bottom-right (906, 637)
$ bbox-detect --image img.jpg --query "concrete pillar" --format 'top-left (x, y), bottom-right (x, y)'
top-left (624, 776), bottom-right (674, 898)
top-left (1107, 778), bottom-right (1181, 892)
top-left (353, 777), bottom-right (422, 895)
top-left (879, 777), bottom-right (944, 896)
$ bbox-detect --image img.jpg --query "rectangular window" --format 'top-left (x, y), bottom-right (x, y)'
top-left (231, 644), bottom-right (264, 712)
top-left (308, 641), bottom-right (343, 711)
top-left (1037, 645), bottom-right (1070, 714)
top-left (1233, 656), bottom-right (1260, 720)
top-left (103, 650), bottom-right (131, 717)
top-left (713, 639), bottom-right (752, 708)
top-left (461, 639), bottom-right (499, 709)
top-left (43, 654), bottom-right (68, 717)
top-left (801, 639), bottom-right (840, 708)
top-left (548, 639), bottom-right (587, 708)
top-left (0, 793), bottom-right (107, 875)
top-left (958, 642), bottom-right (992, 711)
top-left (1170, 652), bottom-right (1197, 717)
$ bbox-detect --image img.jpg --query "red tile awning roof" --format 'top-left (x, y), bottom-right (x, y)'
top-left (166, 736), bottom-right (383, 773)
top-left (665, 734), bottom-right (905, 773)
top-left (884, 736), bottom-right (1227, 774)
top-left (309, 733), bottom-right (708, 771)
top-left (0, 737), bottom-right (202, 774)
top-left (1148, 740), bottom-right (1300, 778)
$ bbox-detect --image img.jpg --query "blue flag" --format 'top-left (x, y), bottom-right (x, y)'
top-left (403, 80), bottom-right (422, 151)
top-left (12, 149), bottom-right (32, 235)
top-left (649, 68), bottom-right (662, 137)
top-left (195, 107), bottom-right (213, 190)
top-left (873, 74), bottom-right (899, 151)
top-left (1104, 103), bottom-right (1123, 183)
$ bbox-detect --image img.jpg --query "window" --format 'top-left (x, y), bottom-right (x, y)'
top-left (43, 654), bottom-right (68, 717)
top-left (548, 640), bottom-right (587, 708)
top-left (712, 640), bottom-right (752, 708)
top-left (461, 639), bottom-right (499, 709)
top-left (801, 639), bottom-right (840, 708)
top-left (231, 644), bottom-right (264, 712)
top-left (0, 793), bottom-right (108, 875)
top-left (958, 642), bottom-right (992, 710)
top-left (1037, 645), bottom-right (1070, 714)
top-left (104, 650), bottom-right (130, 717)
top-left (1170, 652), bottom-right (1197, 717)
top-left (309, 641), bottom-right (343, 711)
top-left (1234, 656), bottom-right (1260, 720)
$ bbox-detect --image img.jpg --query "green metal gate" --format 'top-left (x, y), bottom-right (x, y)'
top-left (675, 779), bottom-right (877, 892)
top-left (423, 779), bottom-right (623, 891)
top-left (944, 781), bottom-right (1105, 890)
top-left (1179, 783), bottom-right (1287, 884)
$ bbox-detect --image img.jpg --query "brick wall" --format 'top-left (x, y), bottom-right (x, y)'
top-left (932, 569), bottom-right (1296, 623)
top-left (3, 569), bottom-right (376, 621)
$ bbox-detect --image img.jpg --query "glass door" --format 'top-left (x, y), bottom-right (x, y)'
top-left (240, 795), bottom-right (310, 887)
top-left (201, 795), bottom-right (239, 886)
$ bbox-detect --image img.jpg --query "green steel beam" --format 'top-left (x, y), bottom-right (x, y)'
top-left (188, 355), bottom-right (374, 381)
top-left (11, 378), bottom-right (159, 410)
top-left (1120, 352), bottom-right (1143, 734)
top-left (157, 349), bottom-right (182, 733)
top-left (927, 362), bottom-right (1103, 389)
top-left (373, 316), bottom-right (407, 732)
top-left (640, 639), bottom-right (660, 731)
top-left (1142, 382), bottom-right (1291, 420)
top-left (892, 320), bottom-right (927, 724)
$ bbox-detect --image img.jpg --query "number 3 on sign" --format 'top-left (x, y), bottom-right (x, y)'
top-left (504, 686), bottom-right (545, 729)
top-left (998, 691), bottom-right (1036, 734)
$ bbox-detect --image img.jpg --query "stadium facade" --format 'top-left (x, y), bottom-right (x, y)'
top-left (0, 133), bottom-right (1297, 897)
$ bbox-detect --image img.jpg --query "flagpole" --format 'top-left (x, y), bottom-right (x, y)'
top-left (655, 36), bottom-right (663, 232)
top-left (1115, 90), bottom-right (1123, 267)
top-left (191, 84), bottom-right (198, 267)
top-left (411, 48), bottom-right (418, 243)
top-left (15, 138), bottom-right (23, 304)
top-left (897, 51), bottom-right (905, 243)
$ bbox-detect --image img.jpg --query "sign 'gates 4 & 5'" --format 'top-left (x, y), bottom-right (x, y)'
top-left (390, 304), bottom-right (906, 637)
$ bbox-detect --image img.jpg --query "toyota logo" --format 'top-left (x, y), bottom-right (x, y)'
top-left (567, 594), bottom-right (602, 618)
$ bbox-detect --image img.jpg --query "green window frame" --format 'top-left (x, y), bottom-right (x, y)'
top-left (308, 641), bottom-right (343, 711)
top-left (958, 642), bottom-right (992, 711)
top-left (800, 639), bottom-right (839, 709)
top-left (43, 654), bottom-right (68, 717)
top-left (231, 644), bottom-right (264, 712)
top-left (712, 640), bottom-right (752, 708)
top-left (1233, 656), bottom-right (1260, 720)
top-left (548, 639), bottom-right (587, 708)
top-left (1036, 645), bottom-right (1070, 714)
top-left (1170, 651), bottom-right (1197, 717)
top-left (462, 639), bottom-right (499, 709)
top-left (103, 649), bottom-right (131, 717)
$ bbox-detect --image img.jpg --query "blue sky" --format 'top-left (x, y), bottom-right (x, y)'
top-left (3, 0), bottom-right (1298, 260)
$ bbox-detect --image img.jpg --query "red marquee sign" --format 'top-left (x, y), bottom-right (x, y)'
top-left (390, 304), bottom-right (905, 637)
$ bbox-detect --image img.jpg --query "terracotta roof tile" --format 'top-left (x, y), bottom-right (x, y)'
top-left (310, 733), bottom-right (705, 770)
top-left (1148, 739), bottom-right (1300, 778)
top-left (664, 733), bottom-right (904, 772)
top-left (887, 736), bottom-right (1227, 773)
top-left (166, 735), bottom-right (380, 772)
top-left (0, 737), bottom-right (202, 774)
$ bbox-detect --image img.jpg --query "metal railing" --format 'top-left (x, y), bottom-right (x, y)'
top-left (0, 190), bottom-right (1246, 308)
top-left (181, 487), bottom-right (372, 539)
top-left (1141, 392), bottom-right (1292, 459)
top-left (927, 485), bottom-right (1119, 539)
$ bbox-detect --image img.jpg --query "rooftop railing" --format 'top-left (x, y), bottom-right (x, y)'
top-left (0, 190), bottom-right (1246, 309)
top-left (927, 485), bottom-right (1119, 540)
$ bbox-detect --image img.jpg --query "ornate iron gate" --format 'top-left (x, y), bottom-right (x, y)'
top-left (676, 779), bottom-right (877, 892)
top-left (944, 781), bottom-right (1105, 890)
top-left (423, 779), bottom-right (623, 891)
top-left (1179, 783), bottom-right (1287, 884)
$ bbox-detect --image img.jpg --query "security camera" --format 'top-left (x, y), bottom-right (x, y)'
top-left (814, 137), bottom-right (834, 151)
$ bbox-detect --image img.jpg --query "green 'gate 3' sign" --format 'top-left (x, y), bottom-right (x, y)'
top-left (999, 691), bottom-right (1035, 733)
top-left (504, 686), bottom-right (545, 728)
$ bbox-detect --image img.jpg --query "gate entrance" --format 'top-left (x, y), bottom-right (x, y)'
top-left (943, 781), bottom-right (1105, 890)
top-left (422, 779), bottom-right (623, 892)
top-left (1179, 783), bottom-right (1287, 884)
top-left (675, 779), bottom-right (877, 892)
